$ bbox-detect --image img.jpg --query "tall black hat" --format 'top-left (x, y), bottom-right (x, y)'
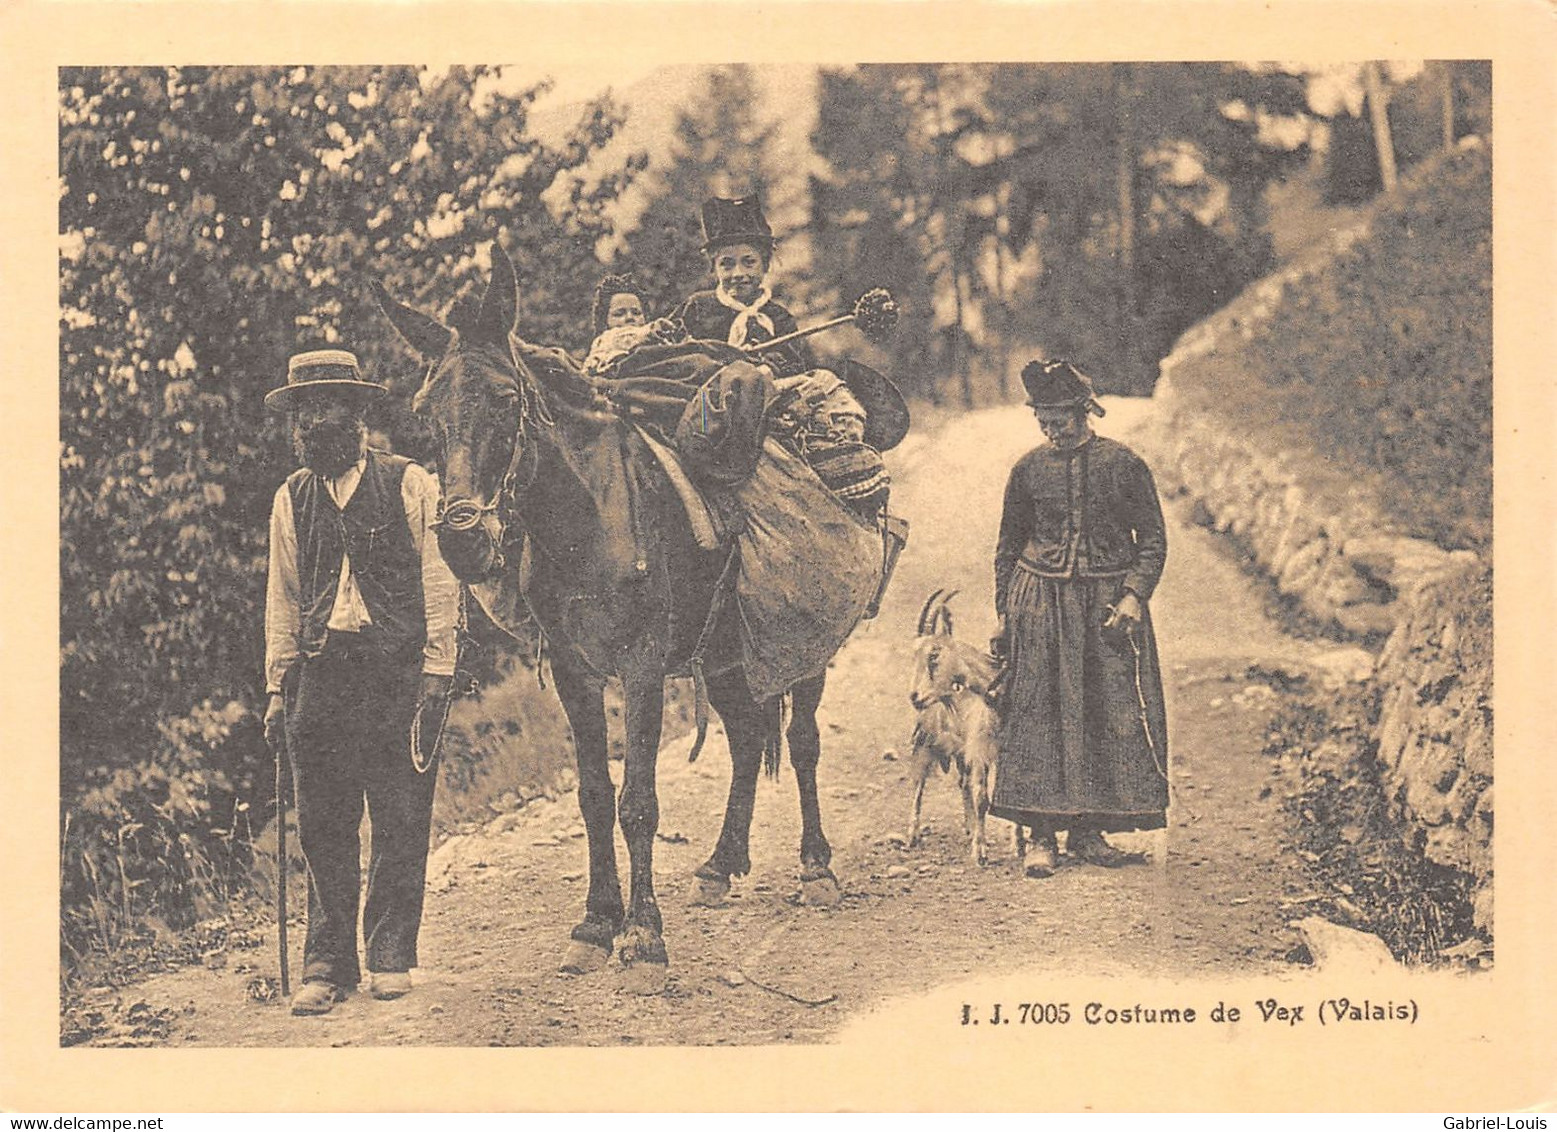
top-left (700, 196), bottom-right (774, 255)
top-left (1020, 359), bottom-right (1105, 417)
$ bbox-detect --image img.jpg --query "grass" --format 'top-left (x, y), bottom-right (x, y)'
top-left (1263, 685), bottom-right (1481, 963)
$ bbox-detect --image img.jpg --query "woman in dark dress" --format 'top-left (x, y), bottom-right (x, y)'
top-left (990, 360), bottom-right (1170, 878)
top-left (673, 195), bottom-right (814, 379)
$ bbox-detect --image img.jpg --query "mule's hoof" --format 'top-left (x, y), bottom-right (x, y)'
top-left (689, 876), bottom-right (731, 908)
top-left (560, 939), bottom-right (611, 975)
top-left (800, 872), bottom-right (842, 908)
top-left (616, 960), bottom-right (669, 996)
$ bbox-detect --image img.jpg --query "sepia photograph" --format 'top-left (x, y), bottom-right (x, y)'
top-left (7, 0), bottom-right (1557, 1114)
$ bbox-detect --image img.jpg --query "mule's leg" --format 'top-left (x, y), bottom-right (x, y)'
top-left (787, 673), bottom-right (840, 905)
top-left (691, 668), bottom-right (767, 905)
top-left (615, 664), bottom-right (668, 993)
top-left (550, 655), bottom-right (622, 974)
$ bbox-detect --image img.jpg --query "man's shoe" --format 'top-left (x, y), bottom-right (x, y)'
top-left (1068, 829), bottom-right (1137, 867)
top-left (369, 971), bottom-right (413, 1000)
top-left (290, 981), bottom-right (346, 1016)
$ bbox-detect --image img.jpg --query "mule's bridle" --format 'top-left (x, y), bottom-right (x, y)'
top-left (429, 345), bottom-right (538, 563)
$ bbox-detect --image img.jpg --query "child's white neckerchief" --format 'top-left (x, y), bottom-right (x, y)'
top-left (715, 284), bottom-right (775, 347)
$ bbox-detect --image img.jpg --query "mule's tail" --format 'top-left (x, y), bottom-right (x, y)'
top-left (687, 545), bottom-right (741, 764)
top-left (687, 657), bottom-right (711, 763)
top-left (761, 694), bottom-right (787, 778)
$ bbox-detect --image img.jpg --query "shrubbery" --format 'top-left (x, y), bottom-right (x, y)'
top-left (59, 66), bottom-right (636, 978)
top-left (1172, 144), bottom-right (1492, 550)
top-left (60, 699), bottom-right (255, 970)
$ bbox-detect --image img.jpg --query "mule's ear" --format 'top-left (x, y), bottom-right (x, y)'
top-left (373, 281), bottom-right (453, 359)
top-left (475, 243), bottom-right (518, 344)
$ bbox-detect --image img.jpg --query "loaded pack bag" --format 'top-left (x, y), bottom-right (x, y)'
top-left (727, 438), bottom-right (882, 700)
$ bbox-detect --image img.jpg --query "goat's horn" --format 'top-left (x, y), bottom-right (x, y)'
top-left (916, 588), bottom-right (947, 637)
top-left (934, 589), bottom-right (960, 636)
top-left (927, 594), bottom-right (952, 638)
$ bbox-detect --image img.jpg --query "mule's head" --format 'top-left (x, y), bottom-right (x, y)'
top-left (374, 247), bottom-right (527, 582)
top-left (909, 589), bottom-right (999, 711)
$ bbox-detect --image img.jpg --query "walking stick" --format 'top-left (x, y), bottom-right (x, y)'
top-left (270, 724), bottom-right (291, 999)
top-left (740, 287), bottom-right (899, 356)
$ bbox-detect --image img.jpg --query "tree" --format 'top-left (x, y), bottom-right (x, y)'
top-left (811, 64), bottom-right (1312, 402)
top-left (614, 65), bottom-right (786, 319)
top-left (1322, 62), bottom-right (1490, 205)
top-left (809, 65), bottom-right (982, 404)
top-left (58, 65), bottom-right (635, 950)
top-left (984, 63), bottom-right (1312, 392)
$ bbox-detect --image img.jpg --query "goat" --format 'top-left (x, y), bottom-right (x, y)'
top-left (905, 589), bottom-right (1006, 865)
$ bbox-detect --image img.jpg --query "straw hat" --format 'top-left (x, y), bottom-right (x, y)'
top-left (265, 349), bottom-right (388, 411)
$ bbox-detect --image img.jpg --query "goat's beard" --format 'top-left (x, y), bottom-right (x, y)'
top-left (296, 420), bottom-right (367, 478)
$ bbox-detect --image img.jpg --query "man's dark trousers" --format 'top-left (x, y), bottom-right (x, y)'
top-left (284, 630), bottom-right (437, 989)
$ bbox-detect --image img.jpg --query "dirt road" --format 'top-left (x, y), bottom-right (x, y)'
top-left (104, 400), bottom-right (1345, 1047)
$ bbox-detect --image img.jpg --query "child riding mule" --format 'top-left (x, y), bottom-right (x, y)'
top-left (375, 248), bottom-right (845, 993)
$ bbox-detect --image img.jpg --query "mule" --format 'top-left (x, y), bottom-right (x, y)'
top-left (376, 248), bottom-right (843, 992)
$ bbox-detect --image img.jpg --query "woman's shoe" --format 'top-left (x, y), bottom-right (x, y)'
top-left (1024, 839), bottom-right (1059, 878)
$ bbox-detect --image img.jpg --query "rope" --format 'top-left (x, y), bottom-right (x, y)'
top-left (734, 966), bottom-right (838, 1008)
top-left (411, 587), bottom-right (467, 776)
top-left (1127, 627), bottom-right (1170, 784)
top-left (410, 694), bottom-right (450, 776)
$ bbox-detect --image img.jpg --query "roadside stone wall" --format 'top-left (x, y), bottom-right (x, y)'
top-left (1141, 392), bottom-right (1479, 640)
top-left (1134, 236), bottom-right (1492, 933)
top-left (1372, 564), bottom-right (1493, 931)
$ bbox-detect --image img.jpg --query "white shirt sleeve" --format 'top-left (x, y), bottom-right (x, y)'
top-left (264, 483), bottom-right (301, 695)
top-left (402, 463), bottom-right (459, 677)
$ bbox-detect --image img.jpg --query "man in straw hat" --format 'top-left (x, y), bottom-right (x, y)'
top-left (262, 348), bottom-right (459, 1015)
top-left (989, 359), bottom-right (1169, 878)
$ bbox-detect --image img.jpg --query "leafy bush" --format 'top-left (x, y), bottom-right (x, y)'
top-left (60, 699), bottom-right (258, 969)
top-left (1172, 144), bottom-right (1491, 550)
top-left (59, 66), bottom-right (638, 976)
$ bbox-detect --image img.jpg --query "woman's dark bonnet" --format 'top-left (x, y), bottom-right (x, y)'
top-left (1020, 359), bottom-right (1106, 417)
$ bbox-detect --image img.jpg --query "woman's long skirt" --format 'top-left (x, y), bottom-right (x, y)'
top-left (990, 568), bottom-right (1170, 832)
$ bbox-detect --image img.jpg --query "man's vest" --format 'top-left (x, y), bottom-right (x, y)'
top-left (287, 450), bottom-right (426, 662)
